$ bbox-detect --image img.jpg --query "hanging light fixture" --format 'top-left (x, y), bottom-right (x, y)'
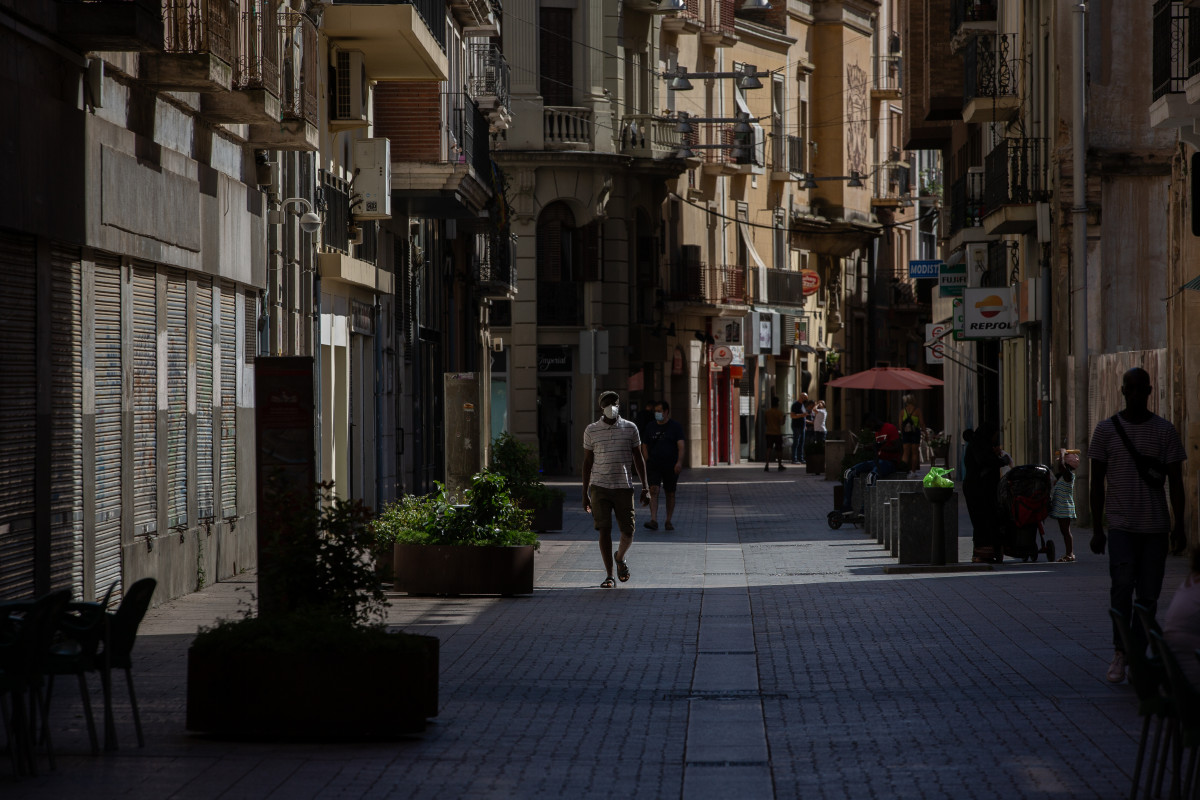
top-left (669, 66), bottom-right (693, 91)
top-left (674, 112), bottom-right (694, 134)
top-left (847, 170), bottom-right (864, 188)
top-left (740, 0), bottom-right (772, 10)
top-left (655, 0), bottom-right (688, 10)
top-left (801, 173), bottom-right (818, 190)
top-left (733, 112), bottom-right (752, 134)
top-left (675, 145), bottom-right (697, 159)
top-left (737, 63), bottom-right (763, 90)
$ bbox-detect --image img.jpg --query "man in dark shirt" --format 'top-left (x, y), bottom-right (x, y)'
top-left (641, 400), bottom-right (686, 531)
top-left (790, 392), bottom-right (808, 464)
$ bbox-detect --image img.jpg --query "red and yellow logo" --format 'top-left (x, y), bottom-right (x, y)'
top-left (974, 294), bottom-right (1005, 318)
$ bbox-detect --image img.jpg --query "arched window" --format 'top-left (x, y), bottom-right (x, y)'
top-left (537, 202), bottom-right (583, 325)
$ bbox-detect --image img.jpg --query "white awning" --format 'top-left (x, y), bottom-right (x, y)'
top-left (738, 221), bottom-right (768, 300)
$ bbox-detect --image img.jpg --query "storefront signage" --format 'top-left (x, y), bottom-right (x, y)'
top-left (537, 346), bottom-right (572, 373)
top-left (939, 261), bottom-right (967, 297)
top-left (909, 259), bottom-right (942, 279)
top-left (926, 322), bottom-right (950, 364)
top-left (350, 300), bottom-right (374, 335)
top-left (712, 345), bottom-right (734, 366)
top-left (961, 287), bottom-right (1018, 338)
top-left (712, 319), bottom-right (743, 346)
top-left (801, 269), bottom-right (821, 296)
top-left (795, 317), bottom-right (809, 346)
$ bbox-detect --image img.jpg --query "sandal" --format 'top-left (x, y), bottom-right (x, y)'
top-left (1057, 554), bottom-right (1077, 563)
top-left (614, 552), bottom-right (630, 583)
top-left (600, 576), bottom-right (616, 589)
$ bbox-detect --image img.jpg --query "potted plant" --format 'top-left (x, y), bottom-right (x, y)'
top-left (375, 471), bottom-right (540, 596)
top-left (929, 431), bottom-right (952, 466)
top-left (805, 437), bottom-right (826, 475)
top-left (490, 432), bottom-right (566, 531)
top-left (187, 481), bottom-right (439, 739)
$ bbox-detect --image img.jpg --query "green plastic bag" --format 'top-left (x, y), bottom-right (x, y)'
top-left (923, 467), bottom-right (954, 489)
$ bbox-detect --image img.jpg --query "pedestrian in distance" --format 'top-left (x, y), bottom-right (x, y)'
top-left (764, 395), bottom-right (787, 471)
top-left (1049, 449), bottom-right (1080, 563)
top-left (899, 395), bottom-right (923, 477)
top-left (641, 400), bottom-right (685, 532)
top-left (810, 400), bottom-right (827, 448)
top-left (790, 392), bottom-right (808, 464)
top-left (963, 422), bottom-right (1007, 563)
top-left (1090, 367), bottom-right (1186, 683)
top-left (582, 391), bottom-right (651, 589)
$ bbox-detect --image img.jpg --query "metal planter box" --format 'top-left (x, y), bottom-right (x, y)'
top-left (394, 543), bottom-right (535, 596)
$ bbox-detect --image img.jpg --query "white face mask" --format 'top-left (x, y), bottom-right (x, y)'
top-left (654, 412), bottom-right (664, 422)
top-left (603, 404), bottom-right (619, 420)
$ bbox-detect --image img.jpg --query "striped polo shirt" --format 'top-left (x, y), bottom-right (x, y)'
top-left (583, 416), bottom-right (642, 489)
top-left (1090, 413), bottom-right (1186, 533)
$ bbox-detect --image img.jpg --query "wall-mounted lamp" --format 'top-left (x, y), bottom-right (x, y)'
top-left (271, 197), bottom-right (323, 234)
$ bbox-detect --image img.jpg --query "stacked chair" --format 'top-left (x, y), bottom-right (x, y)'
top-left (1112, 606), bottom-right (1173, 799)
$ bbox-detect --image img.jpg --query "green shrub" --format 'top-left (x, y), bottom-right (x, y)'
top-left (191, 611), bottom-right (430, 658)
top-left (490, 432), bottom-right (565, 511)
top-left (374, 471), bottom-right (540, 549)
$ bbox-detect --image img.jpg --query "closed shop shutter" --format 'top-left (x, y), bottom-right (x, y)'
top-left (94, 254), bottom-right (123, 602)
top-left (50, 244), bottom-right (83, 594)
top-left (131, 264), bottom-right (157, 536)
top-left (244, 290), bottom-right (257, 364)
top-left (196, 277), bottom-right (215, 520)
top-left (0, 231), bottom-right (37, 599)
top-left (219, 281), bottom-right (237, 518)
top-left (166, 269), bottom-right (188, 528)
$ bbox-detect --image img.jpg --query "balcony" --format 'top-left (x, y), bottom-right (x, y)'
top-left (58, 0), bottom-right (164, 51)
top-left (963, 33), bottom-right (1020, 123)
top-left (469, 43), bottom-right (511, 131)
top-left (143, 0), bottom-right (236, 91)
top-left (247, 9), bottom-right (318, 150)
top-left (473, 230), bottom-right (516, 299)
top-left (318, 171), bottom-right (386, 290)
top-left (683, 123), bottom-right (740, 175)
top-left (1153, 1), bottom-right (1197, 129)
top-left (950, 0), bottom-right (997, 50)
top-left (619, 115), bottom-right (684, 160)
top-left (661, 0), bottom-right (702, 34)
top-left (544, 106), bottom-right (594, 150)
top-left (747, 267), bottom-right (808, 307)
top-left (666, 261), bottom-right (746, 307)
top-left (321, 0), bottom-right (449, 81)
top-left (769, 134), bottom-right (804, 181)
top-left (982, 138), bottom-right (1046, 235)
top-left (387, 91), bottom-right (493, 215)
top-left (871, 163), bottom-right (910, 207)
top-left (871, 55), bottom-right (902, 101)
top-left (947, 169), bottom-right (994, 252)
top-left (450, 0), bottom-right (498, 34)
top-left (202, 1), bottom-right (280, 124)
top-left (700, 0), bottom-right (736, 47)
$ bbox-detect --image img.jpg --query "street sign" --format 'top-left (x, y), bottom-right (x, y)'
top-left (909, 259), bottom-right (942, 279)
top-left (926, 322), bottom-right (950, 364)
top-left (939, 261), bottom-right (967, 297)
top-left (712, 345), bottom-right (734, 366)
top-left (801, 269), bottom-right (821, 295)
top-left (961, 287), bottom-right (1018, 338)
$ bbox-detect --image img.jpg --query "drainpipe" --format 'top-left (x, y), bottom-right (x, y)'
top-left (1072, 1), bottom-right (1090, 522)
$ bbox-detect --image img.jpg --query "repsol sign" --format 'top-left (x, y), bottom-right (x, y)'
top-left (961, 288), bottom-right (1018, 339)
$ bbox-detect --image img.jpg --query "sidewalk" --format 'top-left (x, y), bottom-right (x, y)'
top-left (7, 464), bottom-right (1183, 799)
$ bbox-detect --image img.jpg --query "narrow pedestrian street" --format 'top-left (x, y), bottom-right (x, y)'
top-left (8, 466), bottom-right (1176, 799)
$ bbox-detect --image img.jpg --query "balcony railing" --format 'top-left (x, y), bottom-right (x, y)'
top-left (474, 231), bottom-right (516, 298)
top-left (1155, 0), bottom-right (1192, 100)
top-left (163, 0), bottom-right (237, 63)
top-left (235, 1), bottom-right (279, 92)
top-left (279, 9), bottom-right (318, 125)
top-left (1189, 2), bottom-right (1200, 80)
top-left (703, 0), bottom-right (735, 38)
top-left (948, 171), bottom-right (985, 236)
top-left (770, 134), bottom-right (804, 174)
top-left (544, 106), bottom-right (594, 149)
top-left (874, 55), bottom-right (902, 94)
top-left (444, 92), bottom-right (492, 177)
top-left (681, 123), bottom-right (737, 166)
top-left (468, 43), bottom-right (510, 110)
top-left (620, 115), bottom-right (683, 158)
top-left (408, 0), bottom-right (447, 51)
top-left (964, 33), bottom-right (1018, 104)
top-left (747, 268), bottom-right (808, 306)
top-left (705, 264), bottom-right (746, 304)
top-left (951, 0), bottom-right (997, 31)
top-left (872, 163), bottom-right (911, 202)
top-left (983, 138), bottom-right (1047, 208)
top-left (320, 171), bottom-right (352, 255)
top-left (357, 220), bottom-right (378, 265)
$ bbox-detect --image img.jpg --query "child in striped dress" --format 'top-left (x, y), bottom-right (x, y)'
top-left (1050, 449), bottom-right (1080, 562)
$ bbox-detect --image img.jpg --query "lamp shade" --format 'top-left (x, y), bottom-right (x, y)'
top-left (656, 0), bottom-right (688, 10)
top-left (740, 0), bottom-right (772, 9)
top-left (737, 74), bottom-right (763, 90)
top-left (801, 173), bottom-right (818, 190)
top-left (847, 171), bottom-right (864, 188)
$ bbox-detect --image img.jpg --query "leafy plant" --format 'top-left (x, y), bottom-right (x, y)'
top-left (929, 432), bottom-right (952, 450)
top-left (490, 432), bottom-right (565, 511)
top-left (374, 471), bottom-right (540, 549)
top-left (191, 610), bottom-right (430, 658)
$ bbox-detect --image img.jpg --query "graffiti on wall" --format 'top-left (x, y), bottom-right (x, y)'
top-left (845, 61), bottom-right (869, 177)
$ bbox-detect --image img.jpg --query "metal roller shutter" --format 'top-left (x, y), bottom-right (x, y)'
top-left (219, 281), bottom-right (237, 518)
top-left (0, 231), bottom-right (37, 599)
top-left (166, 269), bottom-right (187, 528)
top-left (132, 265), bottom-right (157, 536)
top-left (196, 277), bottom-right (215, 520)
top-left (93, 255), bottom-right (123, 603)
top-left (50, 244), bottom-right (83, 594)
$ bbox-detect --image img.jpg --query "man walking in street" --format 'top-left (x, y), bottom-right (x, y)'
top-left (642, 400), bottom-right (685, 531)
top-left (790, 392), bottom-right (809, 464)
top-left (764, 396), bottom-right (787, 471)
top-left (583, 390), bottom-right (650, 589)
top-left (1090, 367), bottom-right (1186, 683)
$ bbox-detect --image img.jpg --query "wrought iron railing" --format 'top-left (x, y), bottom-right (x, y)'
top-left (964, 32), bottom-right (1018, 104)
top-left (948, 171), bottom-right (985, 236)
top-left (163, 0), bottom-right (237, 64)
top-left (682, 123), bottom-right (736, 166)
top-left (408, 0), bottom-right (446, 51)
top-left (474, 230), bottom-right (516, 297)
top-left (443, 92), bottom-right (491, 177)
top-left (544, 106), bottom-right (594, 149)
top-left (320, 171), bottom-right (351, 255)
top-left (1155, 0), bottom-right (1192, 99)
top-left (983, 138), bottom-right (1047, 209)
top-left (236, 0), bottom-right (279, 92)
top-left (357, 220), bottom-right (378, 265)
top-left (874, 55), bottom-right (902, 93)
top-left (620, 115), bottom-right (683, 157)
top-left (872, 163), bottom-right (910, 201)
top-left (468, 43), bottom-right (510, 110)
top-left (747, 268), bottom-right (808, 306)
top-left (279, 9), bottom-right (318, 125)
top-left (951, 0), bottom-right (997, 31)
top-left (704, 0), bottom-right (735, 36)
top-left (770, 133), bottom-right (804, 174)
top-left (1189, 3), bottom-right (1200, 79)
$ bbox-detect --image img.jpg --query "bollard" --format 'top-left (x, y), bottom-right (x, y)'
top-left (923, 485), bottom-right (954, 566)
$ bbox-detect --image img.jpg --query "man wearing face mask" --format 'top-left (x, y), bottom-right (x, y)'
top-left (583, 391), bottom-right (651, 588)
top-left (641, 400), bottom-right (685, 531)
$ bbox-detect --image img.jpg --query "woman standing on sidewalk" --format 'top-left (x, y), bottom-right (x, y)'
top-left (963, 422), bottom-right (1007, 563)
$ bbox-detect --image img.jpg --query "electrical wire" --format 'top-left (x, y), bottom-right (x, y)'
top-left (667, 190), bottom-right (939, 232)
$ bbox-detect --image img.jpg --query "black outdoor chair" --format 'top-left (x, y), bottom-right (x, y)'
top-left (95, 577), bottom-right (155, 750)
top-left (1111, 607), bottom-right (1173, 800)
top-left (1147, 626), bottom-right (1200, 800)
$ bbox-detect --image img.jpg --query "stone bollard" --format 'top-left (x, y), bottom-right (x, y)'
top-left (896, 490), bottom-right (960, 565)
top-left (825, 440), bottom-right (846, 482)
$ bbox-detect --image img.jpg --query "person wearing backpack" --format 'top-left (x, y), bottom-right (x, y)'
top-left (1089, 367), bottom-right (1187, 684)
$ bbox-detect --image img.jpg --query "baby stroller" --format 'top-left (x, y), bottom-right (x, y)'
top-left (996, 464), bottom-right (1055, 563)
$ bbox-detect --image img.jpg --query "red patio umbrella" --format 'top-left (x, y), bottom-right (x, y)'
top-left (826, 366), bottom-right (944, 391)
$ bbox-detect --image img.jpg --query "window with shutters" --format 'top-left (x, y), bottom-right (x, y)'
top-left (131, 265), bottom-right (157, 536)
top-left (196, 278), bottom-right (215, 520)
top-left (219, 282), bottom-right (237, 519)
top-left (167, 270), bottom-right (188, 529)
top-left (50, 246), bottom-right (83, 593)
top-left (536, 202), bottom-right (583, 326)
top-left (93, 256), bottom-right (123, 601)
top-left (539, 7), bottom-right (574, 106)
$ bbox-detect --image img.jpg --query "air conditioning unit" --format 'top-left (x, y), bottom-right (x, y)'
top-left (332, 50), bottom-right (369, 130)
top-left (353, 138), bottom-right (391, 219)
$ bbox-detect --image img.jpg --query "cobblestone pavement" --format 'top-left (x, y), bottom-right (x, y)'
top-left (5, 464), bottom-right (1184, 799)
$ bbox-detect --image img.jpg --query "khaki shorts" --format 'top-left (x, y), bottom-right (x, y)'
top-left (588, 485), bottom-right (636, 536)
